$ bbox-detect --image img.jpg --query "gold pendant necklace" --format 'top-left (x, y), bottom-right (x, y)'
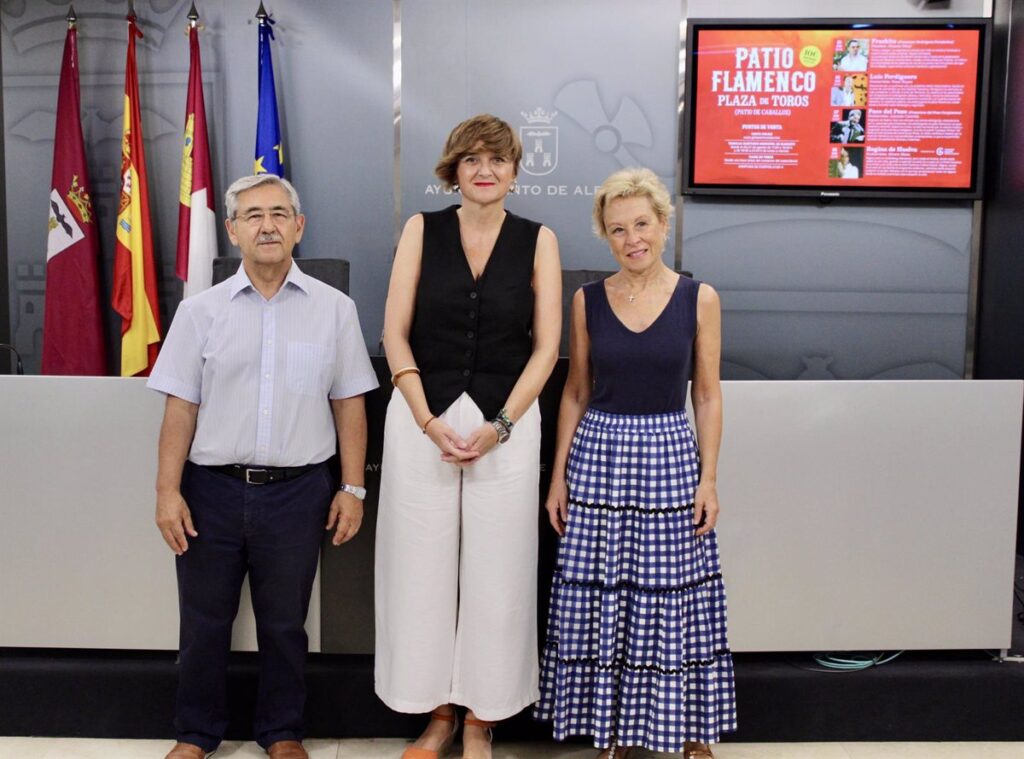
top-left (626, 271), bottom-right (665, 304)
top-left (626, 281), bottom-right (649, 303)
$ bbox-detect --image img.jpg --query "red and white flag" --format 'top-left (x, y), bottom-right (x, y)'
top-left (42, 21), bottom-right (107, 375)
top-left (176, 21), bottom-right (217, 298)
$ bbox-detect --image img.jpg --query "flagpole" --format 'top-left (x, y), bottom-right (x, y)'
top-left (256, 1), bottom-right (268, 25)
top-left (66, 4), bottom-right (77, 28)
top-left (127, 0), bottom-right (135, 22)
top-left (188, 1), bottom-right (198, 27)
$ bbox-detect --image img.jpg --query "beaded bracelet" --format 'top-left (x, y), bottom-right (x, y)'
top-left (495, 407), bottom-right (514, 432)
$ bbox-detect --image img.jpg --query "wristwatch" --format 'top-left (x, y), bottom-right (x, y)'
top-left (491, 419), bottom-right (511, 444)
top-left (339, 483), bottom-right (367, 501)
top-left (491, 407), bottom-right (514, 445)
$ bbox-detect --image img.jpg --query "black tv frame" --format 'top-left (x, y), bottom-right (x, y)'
top-left (679, 18), bottom-right (992, 200)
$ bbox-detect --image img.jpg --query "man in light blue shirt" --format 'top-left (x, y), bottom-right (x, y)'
top-left (148, 174), bottom-right (378, 759)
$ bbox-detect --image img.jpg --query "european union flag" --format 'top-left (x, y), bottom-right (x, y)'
top-left (254, 17), bottom-right (283, 177)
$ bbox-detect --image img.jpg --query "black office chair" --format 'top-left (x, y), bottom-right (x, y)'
top-left (0, 344), bottom-right (24, 375)
top-left (211, 257), bottom-right (351, 295)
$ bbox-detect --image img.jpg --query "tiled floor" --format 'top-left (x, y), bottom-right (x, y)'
top-left (1, 739), bottom-right (1024, 759)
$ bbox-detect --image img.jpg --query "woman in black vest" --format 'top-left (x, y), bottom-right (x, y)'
top-left (376, 114), bottom-right (562, 759)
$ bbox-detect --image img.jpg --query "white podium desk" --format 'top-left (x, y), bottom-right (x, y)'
top-left (0, 377), bottom-right (1020, 652)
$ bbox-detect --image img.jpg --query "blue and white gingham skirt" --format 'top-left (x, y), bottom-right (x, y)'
top-left (535, 408), bottom-right (738, 752)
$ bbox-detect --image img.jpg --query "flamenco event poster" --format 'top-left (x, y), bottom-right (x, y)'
top-left (690, 27), bottom-right (981, 188)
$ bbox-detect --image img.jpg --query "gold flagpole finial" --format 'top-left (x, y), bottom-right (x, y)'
top-left (126, 0), bottom-right (136, 22)
top-left (66, 4), bottom-right (77, 27)
top-left (256, 1), bottom-right (268, 25)
top-left (187, 1), bottom-right (199, 27)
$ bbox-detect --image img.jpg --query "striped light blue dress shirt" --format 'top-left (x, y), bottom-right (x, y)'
top-left (147, 262), bottom-right (379, 467)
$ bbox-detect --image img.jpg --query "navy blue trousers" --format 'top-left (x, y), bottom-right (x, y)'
top-left (174, 461), bottom-right (333, 751)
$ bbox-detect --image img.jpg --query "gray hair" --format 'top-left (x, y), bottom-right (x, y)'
top-left (224, 174), bottom-right (302, 219)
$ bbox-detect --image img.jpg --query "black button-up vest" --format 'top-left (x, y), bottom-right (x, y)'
top-left (409, 205), bottom-right (539, 420)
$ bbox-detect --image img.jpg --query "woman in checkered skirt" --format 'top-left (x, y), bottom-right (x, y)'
top-left (534, 168), bottom-right (737, 759)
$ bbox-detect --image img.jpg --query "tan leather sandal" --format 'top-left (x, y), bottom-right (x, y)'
top-left (683, 741), bottom-right (715, 758)
top-left (401, 708), bottom-right (459, 759)
top-left (461, 715), bottom-right (495, 759)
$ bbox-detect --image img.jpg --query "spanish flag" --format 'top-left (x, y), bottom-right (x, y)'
top-left (112, 12), bottom-right (161, 377)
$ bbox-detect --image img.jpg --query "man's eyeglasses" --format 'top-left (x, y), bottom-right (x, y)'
top-left (234, 210), bottom-right (295, 226)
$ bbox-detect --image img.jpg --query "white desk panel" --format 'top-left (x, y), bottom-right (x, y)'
top-left (0, 377), bottom-right (320, 652)
top-left (714, 380), bottom-right (1022, 650)
top-left (0, 377), bottom-right (1020, 651)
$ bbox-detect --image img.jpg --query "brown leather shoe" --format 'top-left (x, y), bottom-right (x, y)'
top-left (266, 740), bottom-right (309, 759)
top-left (683, 742), bottom-right (715, 758)
top-left (164, 743), bottom-right (208, 759)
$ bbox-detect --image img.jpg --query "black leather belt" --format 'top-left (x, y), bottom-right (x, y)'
top-left (208, 463), bottom-right (320, 485)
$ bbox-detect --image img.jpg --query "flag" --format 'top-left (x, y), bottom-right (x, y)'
top-left (112, 14), bottom-right (161, 377)
top-left (176, 21), bottom-right (217, 298)
top-left (254, 15), bottom-right (284, 176)
top-left (42, 21), bottom-right (107, 375)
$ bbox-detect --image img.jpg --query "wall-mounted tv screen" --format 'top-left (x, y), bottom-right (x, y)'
top-left (680, 20), bottom-right (990, 199)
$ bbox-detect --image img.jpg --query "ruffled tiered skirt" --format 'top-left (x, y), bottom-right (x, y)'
top-left (535, 408), bottom-right (737, 752)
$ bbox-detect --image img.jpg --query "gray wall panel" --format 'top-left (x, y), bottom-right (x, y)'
top-left (402, 0), bottom-right (681, 270)
top-left (3, 1), bottom-right (393, 373)
top-left (679, 3), bottom-right (990, 380)
top-left (683, 201), bottom-right (973, 378)
top-left (687, 0), bottom-right (988, 17)
top-left (976, 0), bottom-right (1024, 552)
top-left (3, 0), bottom-right (995, 376)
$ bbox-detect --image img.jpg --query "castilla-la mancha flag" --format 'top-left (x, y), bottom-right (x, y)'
top-left (112, 14), bottom-right (161, 376)
top-left (42, 21), bottom-right (107, 375)
top-left (176, 22), bottom-right (216, 298)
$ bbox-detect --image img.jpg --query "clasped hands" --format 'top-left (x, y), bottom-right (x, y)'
top-left (425, 417), bottom-right (499, 465)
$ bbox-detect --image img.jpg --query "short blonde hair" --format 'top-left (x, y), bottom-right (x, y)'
top-left (434, 114), bottom-right (522, 190)
top-left (592, 167), bottom-right (674, 239)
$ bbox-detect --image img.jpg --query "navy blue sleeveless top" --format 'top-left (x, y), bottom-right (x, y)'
top-left (584, 275), bottom-right (701, 415)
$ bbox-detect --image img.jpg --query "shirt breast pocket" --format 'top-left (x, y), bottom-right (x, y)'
top-left (286, 341), bottom-right (329, 397)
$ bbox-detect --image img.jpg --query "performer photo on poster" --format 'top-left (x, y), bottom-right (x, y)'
top-left (829, 146), bottom-right (864, 179)
top-left (830, 108), bottom-right (866, 144)
top-left (830, 74), bottom-right (867, 107)
top-left (833, 38), bottom-right (869, 71)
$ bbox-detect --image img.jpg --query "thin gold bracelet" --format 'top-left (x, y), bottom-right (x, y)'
top-left (391, 366), bottom-right (420, 386)
top-left (421, 415), bottom-right (438, 434)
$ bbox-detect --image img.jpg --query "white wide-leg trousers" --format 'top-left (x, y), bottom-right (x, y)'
top-left (374, 391), bottom-right (541, 721)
